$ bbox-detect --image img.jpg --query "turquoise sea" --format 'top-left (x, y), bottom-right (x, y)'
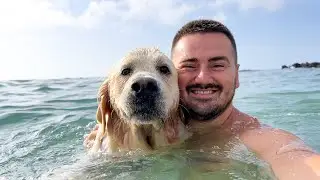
top-left (0, 69), bottom-right (319, 180)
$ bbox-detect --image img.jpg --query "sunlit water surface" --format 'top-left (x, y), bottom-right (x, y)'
top-left (0, 69), bottom-right (319, 179)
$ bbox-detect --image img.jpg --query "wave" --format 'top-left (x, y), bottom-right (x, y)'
top-left (295, 99), bottom-right (320, 104)
top-left (0, 112), bottom-right (53, 126)
top-left (1, 92), bottom-right (33, 96)
top-left (45, 98), bottom-right (97, 104)
top-left (268, 90), bottom-right (320, 96)
top-left (11, 79), bottom-right (33, 83)
top-left (33, 85), bottom-right (62, 93)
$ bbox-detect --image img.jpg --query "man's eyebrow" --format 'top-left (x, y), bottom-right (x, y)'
top-left (179, 56), bottom-right (229, 64)
top-left (180, 58), bottom-right (197, 63)
top-left (208, 56), bottom-right (229, 62)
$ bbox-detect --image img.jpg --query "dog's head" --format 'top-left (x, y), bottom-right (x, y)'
top-left (96, 47), bottom-right (180, 136)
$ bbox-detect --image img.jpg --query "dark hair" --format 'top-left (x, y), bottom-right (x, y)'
top-left (171, 19), bottom-right (238, 63)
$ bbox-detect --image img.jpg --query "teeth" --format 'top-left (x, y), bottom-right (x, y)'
top-left (193, 90), bottom-right (214, 94)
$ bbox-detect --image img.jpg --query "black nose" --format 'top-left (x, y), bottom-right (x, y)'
top-left (131, 78), bottom-right (159, 95)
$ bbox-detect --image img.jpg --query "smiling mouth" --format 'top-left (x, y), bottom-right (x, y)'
top-left (191, 90), bottom-right (217, 94)
top-left (189, 89), bottom-right (219, 99)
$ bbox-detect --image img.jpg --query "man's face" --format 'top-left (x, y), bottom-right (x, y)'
top-left (172, 33), bottom-right (239, 121)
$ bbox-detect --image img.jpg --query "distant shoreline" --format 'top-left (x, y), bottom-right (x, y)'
top-left (282, 62), bottom-right (320, 69)
top-left (239, 69), bottom-right (260, 72)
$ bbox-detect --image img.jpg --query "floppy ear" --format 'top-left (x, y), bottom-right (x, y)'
top-left (163, 104), bottom-right (191, 144)
top-left (96, 79), bottom-right (113, 137)
top-left (178, 105), bottom-right (187, 125)
top-left (90, 78), bottom-right (120, 153)
top-left (162, 106), bottom-right (183, 144)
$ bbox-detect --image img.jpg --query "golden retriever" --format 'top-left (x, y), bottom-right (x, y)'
top-left (88, 47), bottom-right (191, 154)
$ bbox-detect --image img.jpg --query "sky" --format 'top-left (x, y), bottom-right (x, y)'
top-left (0, 0), bottom-right (319, 80)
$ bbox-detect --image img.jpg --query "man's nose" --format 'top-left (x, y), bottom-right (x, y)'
top-left (194, 68), bottom-right (212, 84)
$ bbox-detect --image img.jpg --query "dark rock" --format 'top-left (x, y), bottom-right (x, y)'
top-left (311, 62), bottom-right (320, 68)
top-left (292, 63), bottom-right (302, 68)
top-left (281, 61), bottom-right (320, 69)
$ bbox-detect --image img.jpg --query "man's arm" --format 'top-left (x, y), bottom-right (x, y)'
top-left (241, 127), bottom-right (320, 180)
top-left (83, 124), bottom-right (99, 149)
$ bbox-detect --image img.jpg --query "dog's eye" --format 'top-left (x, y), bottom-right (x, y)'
top-left (158, 66), bottom-right (170, 75)
top-left (121, 68), bottom-right (132, 76)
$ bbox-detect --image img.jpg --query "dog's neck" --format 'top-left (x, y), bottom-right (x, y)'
top-left (127, 122), bottom-right (167, 151)
top-left (106, 107), bottom-right (186, 152)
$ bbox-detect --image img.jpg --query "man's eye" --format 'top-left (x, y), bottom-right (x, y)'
top-left (182, 65), bottom-right (196, 69)
top-left (214, 65), bottom-right (224, 67)
top-left (121, 68), bottom-right (132, 76)
top-left (211, 64), bottom-right (226, 69)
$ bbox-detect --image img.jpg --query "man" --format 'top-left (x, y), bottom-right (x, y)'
top-left (169, 19), bottom-right (320, 180)
top-left (85, 19), bottom-right (320, 179)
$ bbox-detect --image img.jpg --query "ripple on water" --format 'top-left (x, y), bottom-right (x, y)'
top-left (32, 85), bottom-right (63, 93)
top-left (1, 92), bottom-right (34, 96)
top-left (267, 90), bottom-right (320, 96)
top-left (39, 149), bottom-right (275, 180)
top-left (0, 113), bottom-right (90, 179)
top-left (0, 112), bottom-right (53, 126)
top-left (45, 97), bottom-right (97, 104)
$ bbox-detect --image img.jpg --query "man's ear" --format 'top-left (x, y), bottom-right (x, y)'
top-left (235, 63), bottom-right (240, 89)
top-left (96, 79), bottom-right (112, 136)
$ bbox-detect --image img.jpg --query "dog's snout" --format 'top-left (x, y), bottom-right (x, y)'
top-left (131, 78), bottom-right (159, 95)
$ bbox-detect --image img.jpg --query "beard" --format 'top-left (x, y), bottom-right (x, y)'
top-left (181, 82), bottom-right (236, 122)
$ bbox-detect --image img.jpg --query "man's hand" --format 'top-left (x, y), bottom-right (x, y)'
top-left (241, 127), bottom-right (320, 180)
top-left (83, 124), bottom-right (99, 149)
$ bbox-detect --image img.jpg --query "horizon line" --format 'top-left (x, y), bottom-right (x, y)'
top-left (0, 68), bottom-right (300, 82)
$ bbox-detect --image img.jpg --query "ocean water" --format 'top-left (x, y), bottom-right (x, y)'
top-left (0, 68), bottom-right (319, 180)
